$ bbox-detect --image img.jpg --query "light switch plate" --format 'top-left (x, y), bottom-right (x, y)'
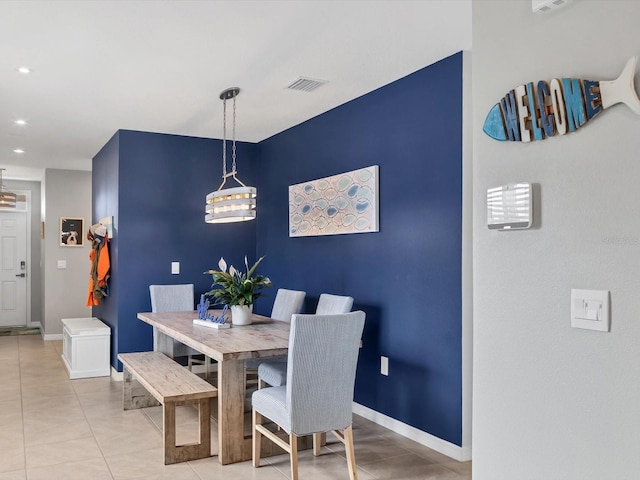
top-left (571, 289), bottom-right (610, 332)
top-left (57, 260), bottom-right (67, 269)
top-left (380, 356), bottom-right (389, 376)
top-left (171, 262), bottom-right (180, 275)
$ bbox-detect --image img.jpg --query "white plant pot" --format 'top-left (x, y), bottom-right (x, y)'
top-left (231, 305), bottom-right (253, 325)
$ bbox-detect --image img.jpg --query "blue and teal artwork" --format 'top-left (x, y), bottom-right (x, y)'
top-left (288, 165), bottom-right (379, 237)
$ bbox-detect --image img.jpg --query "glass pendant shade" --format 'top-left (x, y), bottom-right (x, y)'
top-left (0, 191), bottom-right (17, 208)
top-left (205, 87), bottom-right (257, 224)
top-left (0, 169), bottom-right (17, 208)
top-left (205, 185), bottom-right (256, 223)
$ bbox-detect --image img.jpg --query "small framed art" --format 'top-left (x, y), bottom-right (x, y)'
top-left (60, 217), bottom-right (84, 246)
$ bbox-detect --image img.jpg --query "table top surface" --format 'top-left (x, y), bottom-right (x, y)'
top-left (137, 310), bottom-right (290, 362)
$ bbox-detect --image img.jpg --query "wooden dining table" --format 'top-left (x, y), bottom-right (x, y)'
top-left (136, 310), bottom-right (291, 465)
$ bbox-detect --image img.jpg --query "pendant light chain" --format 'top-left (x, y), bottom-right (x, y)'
top-left (222, 97), bottom-right (228, 178)
top-left (231, 95), bottom-right (237, 174)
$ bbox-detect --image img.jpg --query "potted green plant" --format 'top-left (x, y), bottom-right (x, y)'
top-left (205, 256), bottom-right (272, 325)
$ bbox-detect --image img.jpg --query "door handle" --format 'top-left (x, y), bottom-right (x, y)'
top-left (15, 273), bottom-right (26, 278)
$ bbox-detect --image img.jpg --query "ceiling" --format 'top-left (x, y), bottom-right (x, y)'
top-left (0, 0), bottom-right (472, 181)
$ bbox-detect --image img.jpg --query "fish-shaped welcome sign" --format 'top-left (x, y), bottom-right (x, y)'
top-left (483, 57), bottom-right (640, 142)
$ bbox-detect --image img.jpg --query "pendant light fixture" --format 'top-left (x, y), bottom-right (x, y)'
top-left (205, 87), bottom-right (257, 223)
top-left (0, 168), bottom-right (17, 209)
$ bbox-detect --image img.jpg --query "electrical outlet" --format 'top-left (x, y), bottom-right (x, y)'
top-left (380, 356), bottom-right (389, 376)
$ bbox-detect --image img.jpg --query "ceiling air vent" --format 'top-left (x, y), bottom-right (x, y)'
top-left (532, 0), bottom-right (574, 13)
top-left (285, 77), bottom-right (328, 92)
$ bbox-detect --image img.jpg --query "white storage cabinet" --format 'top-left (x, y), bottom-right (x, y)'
top-left (62, 317), bottom-right (111, 379)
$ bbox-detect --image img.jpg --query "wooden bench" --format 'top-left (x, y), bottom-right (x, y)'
top-left (118, 351), bottom-right (218, 464)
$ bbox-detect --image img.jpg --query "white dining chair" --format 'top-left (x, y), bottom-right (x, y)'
top-left (270, 288), bottom-right (306, 322)
top-left (252, 311), bottom-right (366, 480)
top-left (149, 284), bottom-right (211, 378)
top-left (245, 288), bottom-right (306, 385)
top-left (257, 293), bottom-right (354, 388)
top-left (315, 293), bottom-right (354, 315)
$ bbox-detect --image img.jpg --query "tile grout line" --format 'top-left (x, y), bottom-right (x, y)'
top-left (321, 429), bottom-right (414, 478)
top-left (18, 336), bottom-right (28, 479)
top-left (65, 342), bottom-right (116, 480)
top-left (355, 452), bottom-right (416, 479)
top-left (20, 339), bottom-right (96, 475)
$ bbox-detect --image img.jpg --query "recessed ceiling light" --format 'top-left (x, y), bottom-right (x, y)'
top-left (13, 148), bottom-right (24, 154)
top-left (14, 119), bottom-right (27, 126)
top-left (17, 66), bottom-right (31, 74)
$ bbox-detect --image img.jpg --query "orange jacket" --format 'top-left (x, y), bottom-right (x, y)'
top-left (87, 231), bottom-right (110, 306)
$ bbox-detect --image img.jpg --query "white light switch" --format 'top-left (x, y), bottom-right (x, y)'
top-left (380, 356), bottom-right (389, 376)
top-left (57, 260), bottom-right (67, 269)
top-left (171, 262), bottom-right (180, 275)
top-left (571, 289), bottom-right (610, 332)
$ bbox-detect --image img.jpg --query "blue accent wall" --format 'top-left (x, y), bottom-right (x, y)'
top-left (92, 130), bottom-right (258, 369)
top-left (91, 52), bottom-right (463, 446)
top-left (92, 132), bottom-right (120, 366)
top-left (256, 53), bottom-right (463, 445)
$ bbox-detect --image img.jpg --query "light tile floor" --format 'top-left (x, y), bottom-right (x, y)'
top-left (0, 335), bottom-right (472, 480)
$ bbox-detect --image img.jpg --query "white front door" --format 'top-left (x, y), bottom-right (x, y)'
top-left (0, 211), bottom-right (28, 327)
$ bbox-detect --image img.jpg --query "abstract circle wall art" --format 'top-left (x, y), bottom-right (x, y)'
top-left (288, 165), bottom-right (379, 237)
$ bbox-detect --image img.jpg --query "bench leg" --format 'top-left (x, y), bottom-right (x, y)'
top-left (198, 398), bottom-right (212, 457)
top-left (123, 367), bottom-right (161, 410)
top-left (163, 399), bottom-right (211, 465)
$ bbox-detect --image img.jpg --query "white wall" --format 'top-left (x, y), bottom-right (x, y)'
top-left (472, 1), bottom-right (640, 479)
top-left (42, 169), bottom-right (92, 336)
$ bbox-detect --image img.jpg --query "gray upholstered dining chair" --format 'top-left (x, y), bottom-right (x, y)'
top-left (257, 293), bottom-right (354, 388)
top-left (244, 288), bottom-right (306, 383)
top-left (149, 284), bottom-right (211, 378)
top-left (315, 293), bottom-right (354, 315)
top-left (252, 311), bottom-right (366, 480)
top-left (270, 288), bottom-right (307, 322)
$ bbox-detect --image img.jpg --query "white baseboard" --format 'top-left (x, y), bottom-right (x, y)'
top-left (111, 366), bottom-right (123, 381)
top-left (352, 402), bottom-right (472, 462)
top-left (43, 333), bottom-right (63, 341)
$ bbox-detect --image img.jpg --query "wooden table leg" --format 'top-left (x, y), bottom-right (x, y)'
top-left (217, 358), bottom-right (247, 464)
